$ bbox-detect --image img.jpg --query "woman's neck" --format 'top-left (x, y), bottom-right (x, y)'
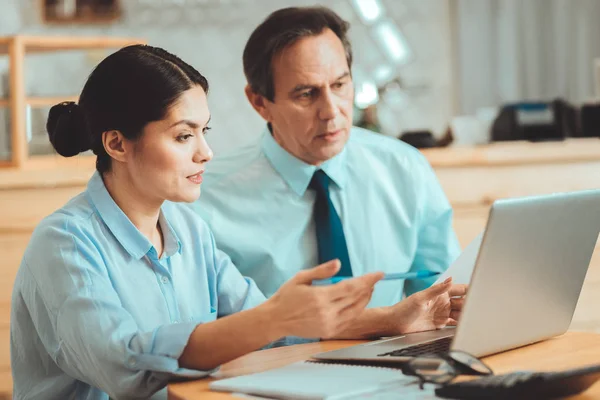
top-left (102, 170), bottom-right (164, 256)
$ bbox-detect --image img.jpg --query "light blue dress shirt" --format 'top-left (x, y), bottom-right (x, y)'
top-left (10, 172), bottom-right (266, 400)
top-left (194, 127), bottom-right (461, 308)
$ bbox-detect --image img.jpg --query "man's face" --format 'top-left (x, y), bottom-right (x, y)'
top-left (257, 28), bottom-right (354, 165)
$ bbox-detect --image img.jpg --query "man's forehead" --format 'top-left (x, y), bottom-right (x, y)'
top-left (273, 33), bottom-right (350, 89)
top-left (290, 71), bottom-right (351, 90)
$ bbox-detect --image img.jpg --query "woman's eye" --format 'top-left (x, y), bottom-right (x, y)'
top-left (202, 126), bottom-right (212, 135)
top-left (176, 134), bottom-right (193, 142)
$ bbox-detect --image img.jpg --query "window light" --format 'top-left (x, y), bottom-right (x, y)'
top-left (355, 80), bottom-right (379, 109)
top-left (373, 21), bottom-right (412, 65)
top-left (351, 0), bottom-right (383, 24)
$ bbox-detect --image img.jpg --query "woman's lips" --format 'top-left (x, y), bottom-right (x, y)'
top-left (187, 172), bottom-right (203, 184)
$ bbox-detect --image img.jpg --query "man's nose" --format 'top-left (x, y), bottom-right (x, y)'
top-left (318, 90), bottom-right (340, 121)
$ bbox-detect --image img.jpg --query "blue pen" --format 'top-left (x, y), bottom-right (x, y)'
top-left (312, 270), bottom-right (440, 286)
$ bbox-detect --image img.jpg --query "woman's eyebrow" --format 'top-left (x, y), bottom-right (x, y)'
top-left (168, 119), bottom-right (201, 130)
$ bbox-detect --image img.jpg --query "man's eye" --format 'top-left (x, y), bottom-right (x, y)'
top-left (202, 127), bottom-right (212, 135)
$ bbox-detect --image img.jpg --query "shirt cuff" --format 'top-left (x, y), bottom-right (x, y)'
top-left (128, 321), bottom-right (218, 378)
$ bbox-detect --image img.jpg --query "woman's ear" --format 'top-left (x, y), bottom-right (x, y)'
top-left (245, 85), bottom-right (273, 123)
top-left (102, 130), bottom-right (128, 163)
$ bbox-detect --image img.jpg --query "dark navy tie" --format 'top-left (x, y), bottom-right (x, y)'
top-left (309, 169), bottom-right (353, 277)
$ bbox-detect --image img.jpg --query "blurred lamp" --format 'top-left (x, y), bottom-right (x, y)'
top-left (351, 0), bottom-right (383, 24)
top-left (373, 64), bottom-right (394, 85)
top-left (373, 21), bottom-right (412, 65)
top-left (355, 81), bottom-right (379, 109)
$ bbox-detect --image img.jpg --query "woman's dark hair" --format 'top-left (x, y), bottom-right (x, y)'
top-left (46, 44), bottom-right (209, 173)
top-left (242, 6), bottom-right (352, 102)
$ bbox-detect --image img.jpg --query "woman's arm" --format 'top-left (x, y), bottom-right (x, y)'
top-left (180, 260), bottom-right (383, 370)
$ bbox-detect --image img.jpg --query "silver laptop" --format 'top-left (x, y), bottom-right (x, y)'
top-left (313, 189), bottom-right (600, 363)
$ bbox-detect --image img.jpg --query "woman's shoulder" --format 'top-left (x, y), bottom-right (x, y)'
top-left (26, 192), bottom-right (97, 256)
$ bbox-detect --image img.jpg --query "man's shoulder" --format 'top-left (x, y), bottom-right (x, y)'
top-left (347, 126), bottom-right (430, 168)
top-left (203, 139), bottom-right (270, 185)
top-left (165, 201), bottom-right (211, 234)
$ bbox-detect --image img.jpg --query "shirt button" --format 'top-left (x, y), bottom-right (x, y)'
top-left (128, 357), bottom-right (136, 367)
top-left (173, 320), bottom-right (179, 324)
top-left (161, 276), bottom-right (169, 284)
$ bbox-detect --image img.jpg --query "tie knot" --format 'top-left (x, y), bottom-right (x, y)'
top-left (310, 169), bottom-right (330, 192)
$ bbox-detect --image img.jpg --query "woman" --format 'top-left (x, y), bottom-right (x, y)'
top-left (10, 45), bottom-right (454, 400)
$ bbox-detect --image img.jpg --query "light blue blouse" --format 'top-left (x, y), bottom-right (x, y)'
top-left (10, 172), bottom-right (266, 399)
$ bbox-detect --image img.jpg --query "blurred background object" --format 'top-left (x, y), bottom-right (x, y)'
top-left (398, 130), bottom-right (437, 148)
top-left (490, 99), bottom-right (579, 143)
top-left (42, 0), bottom-right (122, 24)
top-left (355, 104), bottom-right (382, 133)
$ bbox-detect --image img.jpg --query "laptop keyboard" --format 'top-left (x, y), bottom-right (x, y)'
top-left (377, 336), bottom-right (453, 357)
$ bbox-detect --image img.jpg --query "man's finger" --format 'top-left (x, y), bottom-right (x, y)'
top-left (446, 318), bottom-right (458, 326)
top-left (450, 310), bottom-right (461, 321)
top-left (450, 297), bottom-right (464, 310)
top-left (415, 277), bottom-right (452, 302)
top-left (449, 284), bottom-right (468, 297)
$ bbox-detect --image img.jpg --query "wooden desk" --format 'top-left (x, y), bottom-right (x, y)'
top-left (168, 331), bottom-right (600, 399)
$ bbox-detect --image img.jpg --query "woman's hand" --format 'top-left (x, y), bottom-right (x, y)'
top-left (265, 260), bottom-right (384, 339)
top-left (388, 277), bottom-right (468, 334)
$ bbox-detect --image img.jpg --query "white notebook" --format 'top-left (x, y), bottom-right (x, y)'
top-left (209, 360), bottom-right (437, 399)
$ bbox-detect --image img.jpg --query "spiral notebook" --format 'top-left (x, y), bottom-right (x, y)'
top-left (209, 360), bottom-right (437, 399)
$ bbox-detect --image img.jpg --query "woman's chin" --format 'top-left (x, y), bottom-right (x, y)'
top-left (170, 188), bottom-right (202, 203)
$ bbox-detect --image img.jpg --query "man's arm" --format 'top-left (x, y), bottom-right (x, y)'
top-left (405, 158), bottom-right (461, 296)
top-left (331, 279), bottom-right (468, 339)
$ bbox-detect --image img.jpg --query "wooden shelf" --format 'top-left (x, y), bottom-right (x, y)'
top-left (0, 96), bottom-right (78, 108)
top-left (0, 34), bottom-right (146, 168)
top-left (0, 35), bottom-right (144, 55)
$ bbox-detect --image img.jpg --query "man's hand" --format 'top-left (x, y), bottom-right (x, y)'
top-left (389, 277), bottom-right (468, 334)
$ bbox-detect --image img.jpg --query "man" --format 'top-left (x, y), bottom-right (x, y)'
top-left (195, 6), bottom-right (461, 309)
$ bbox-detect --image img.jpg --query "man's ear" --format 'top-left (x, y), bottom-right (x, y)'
top-left (245, 85), bottom-right (273, 123)
top-left (102, 130), bottom-right (128, 164)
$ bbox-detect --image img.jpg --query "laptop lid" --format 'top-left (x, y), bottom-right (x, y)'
top-left (452, 189), bottom-right (600, 357)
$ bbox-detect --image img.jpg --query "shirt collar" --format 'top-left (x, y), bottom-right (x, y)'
top-left (261, 126), bottom-right (347, 196)
top-left (158, 202), bottom-right (183, 257)
top-left (86, 172), bottom-right (182, 260)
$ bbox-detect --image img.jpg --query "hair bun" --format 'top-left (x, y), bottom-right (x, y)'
top-left (46, 101), bottom-right (91, 157)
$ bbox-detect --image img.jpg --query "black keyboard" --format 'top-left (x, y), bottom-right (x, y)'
top-left (377, 336), bottom-right (453, 357)
top-left (435, 364), bottom-right (600, 399)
